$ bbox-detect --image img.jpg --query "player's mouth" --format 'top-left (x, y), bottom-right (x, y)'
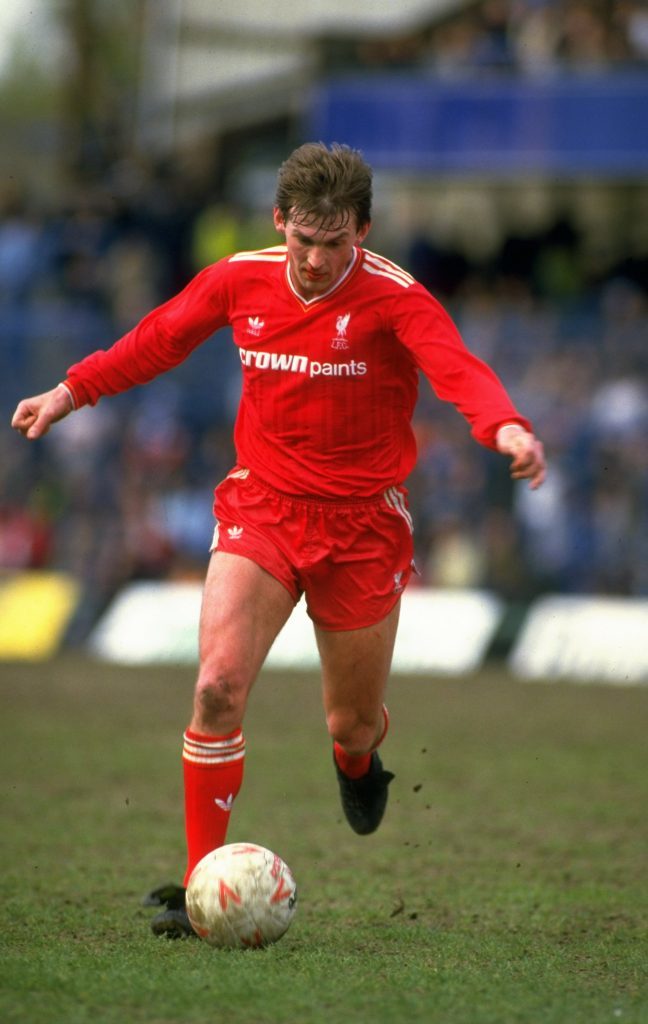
top-left (304, 267), bottom-right (327, 281)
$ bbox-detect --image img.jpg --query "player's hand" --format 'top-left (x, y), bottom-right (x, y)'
top-left (11, 385), bottom-right (74, 440)
top-left (495, 424), bottom-right (546, 490)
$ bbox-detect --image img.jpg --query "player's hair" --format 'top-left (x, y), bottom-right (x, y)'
top-left (275, 142), bottom-right (372, 230)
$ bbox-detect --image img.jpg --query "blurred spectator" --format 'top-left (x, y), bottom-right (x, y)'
top-left (339, 0), bottom-right (647, 73)
top-left (417, 0), bottom-right (648, 75)
top-left (0, 190), bottom-right (46, 401)
top-left (0, 503), bottom-right (52, 570)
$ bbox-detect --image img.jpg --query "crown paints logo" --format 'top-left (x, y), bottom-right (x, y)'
top-left (239, 347), bottom-right (367, 378)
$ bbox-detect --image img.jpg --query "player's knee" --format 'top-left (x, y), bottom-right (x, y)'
top-left (326, 708), bottom-right (377, 755)
top-left (193, 661), bottom-right (247, 727)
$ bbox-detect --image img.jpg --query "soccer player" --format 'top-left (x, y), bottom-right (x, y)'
top-left (12, 143), bottom-right (546, 937)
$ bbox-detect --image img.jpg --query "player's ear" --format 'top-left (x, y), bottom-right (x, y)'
top-left (273, 208), bottom-right (286, 235)
top-left (356, 220), bottom-right (371, 244)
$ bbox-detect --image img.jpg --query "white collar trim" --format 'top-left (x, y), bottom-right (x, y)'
top-left (286, 247), bottom-right (359, 305)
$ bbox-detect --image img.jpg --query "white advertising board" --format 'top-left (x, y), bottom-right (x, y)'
top-left (89, 581), bottom-right (203, 665)
top-left (88, 582), bottom-right (503, 675)
top-left (510, 595), bottom-right (648, 685)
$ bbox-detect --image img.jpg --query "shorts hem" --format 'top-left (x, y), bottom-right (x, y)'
top-left (212, 543), bottom-right (301, 605)
top-left (306, 588), bottom-right (404, 632)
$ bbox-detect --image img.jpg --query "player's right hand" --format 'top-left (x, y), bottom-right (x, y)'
top-left (11, 384), bottom-right (74, 440)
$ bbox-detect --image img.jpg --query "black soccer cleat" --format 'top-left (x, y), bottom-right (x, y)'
top-left (334, 750), bottom-right (395, 835)
top-left (143, 883), bottom-right (187, 909)
top-left (150, 906), bottom-right (195, 939)
top-left (143, 883), bottom-right (196, 939)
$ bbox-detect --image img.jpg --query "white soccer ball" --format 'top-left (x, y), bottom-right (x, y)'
top-left (186, 843), bottom-right (297, 948)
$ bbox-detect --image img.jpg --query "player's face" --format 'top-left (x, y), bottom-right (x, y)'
top-left (274, 208), bottom-right (370, 298)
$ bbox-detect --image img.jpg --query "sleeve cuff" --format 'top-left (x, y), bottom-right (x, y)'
top-left (58, 381), bottom-right (78, 411)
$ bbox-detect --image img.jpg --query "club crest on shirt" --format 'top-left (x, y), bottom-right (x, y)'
top-left (331, 312), bottom-right (351, 349)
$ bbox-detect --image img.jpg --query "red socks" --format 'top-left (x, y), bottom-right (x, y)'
top-left (333, 705), bottom-right (390, 780)
top-left (182, 728), bottom-right (245, 886)
top-left (182, 707), bottom-right (389, 885)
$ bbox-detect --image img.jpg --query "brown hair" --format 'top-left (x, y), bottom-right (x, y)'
top-left (275, 142), bottom-right (372, 230)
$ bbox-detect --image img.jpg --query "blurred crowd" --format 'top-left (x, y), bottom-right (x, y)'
top-left (0, 155), bottom-right (646, 638)
top-left (348, 0), bottom-right (648, 73)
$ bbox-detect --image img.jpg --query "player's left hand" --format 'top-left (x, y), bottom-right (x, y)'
top-left (495, 424), bottom-right (546, 490)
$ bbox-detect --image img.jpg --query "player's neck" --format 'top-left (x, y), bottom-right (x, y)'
top-left (287, 248), bottom-right (358, 305)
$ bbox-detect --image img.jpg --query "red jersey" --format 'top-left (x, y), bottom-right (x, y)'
top-left (65, 245), bottom-right (530, 498)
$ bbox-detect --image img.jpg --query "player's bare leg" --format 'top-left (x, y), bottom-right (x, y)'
top-left (315, 601), bottom-right (400, 834)
top-left (192, 551), bottom-right (295, 734)
top-left (184, 550), bottom-right (295, 870)
top-left (148, 551), bottom-right (294, 938)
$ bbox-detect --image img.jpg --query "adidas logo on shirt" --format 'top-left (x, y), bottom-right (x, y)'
top-left (247, 316), bottom-right (265, 336)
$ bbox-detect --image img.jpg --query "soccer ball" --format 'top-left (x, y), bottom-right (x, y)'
top-left (186, 842), bottom-right (297, 948)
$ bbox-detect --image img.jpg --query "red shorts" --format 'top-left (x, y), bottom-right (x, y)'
top-left (211, 467), bottom-right (415, 630)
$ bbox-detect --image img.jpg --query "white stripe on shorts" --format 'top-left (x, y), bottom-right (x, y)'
top-left (384, 487), bottom-right (414, 533)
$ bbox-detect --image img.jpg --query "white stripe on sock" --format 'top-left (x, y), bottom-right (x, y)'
top-left (182, 730), bottom-right (245, 765)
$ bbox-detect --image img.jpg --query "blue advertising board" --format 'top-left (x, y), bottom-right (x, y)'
top-left (308, 73), bottom-right (648, 176)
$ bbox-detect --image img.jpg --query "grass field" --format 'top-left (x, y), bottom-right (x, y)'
top-left (1, 655), bottom-right (647, 1024)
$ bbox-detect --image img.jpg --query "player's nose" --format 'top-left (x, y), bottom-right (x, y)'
top-left (307, 247), bottom-right (326, 269)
